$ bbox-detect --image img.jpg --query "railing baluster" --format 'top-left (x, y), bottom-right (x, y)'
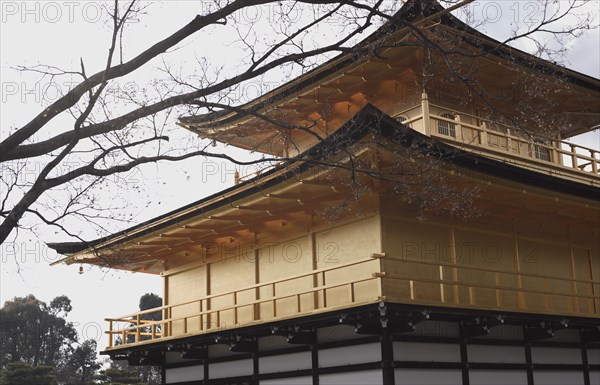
top-left (167, 307), bottom-right (172, 337)
top-left (322, 271), bottom-right (327, 308)
top-left (199, 299), bottom-right (203, 331)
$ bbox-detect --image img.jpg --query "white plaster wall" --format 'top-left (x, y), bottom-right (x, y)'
top-left (320, 370), bottom-right (383, 385)
top-left (469, 370), bottom-right (527, 385)
top-left (467, 345), bottom-right (525, 364)
top-left (165, 365), bottom-right (203, 384)
top-left (318, 342), bottom-right (381, 367)
top-left (533, 370), bottom-right (584, 385)
top-left (209, 358), bottom-right (253, 379)
top-left (260, 351), bottom-right (312, 374)
top-left (394, 341), bottom-right (460, 362)
top-left (395, 369), bottom-right (462, 385)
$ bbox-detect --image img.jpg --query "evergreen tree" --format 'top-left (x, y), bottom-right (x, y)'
top-left (55, 340), bottom-right (101, 385)
top-left (0, 295), bottom-right (77, 368)
top-left (95, 368), bottom-right (145, 385)
top-left (0, 361), bottom-right (56, 385)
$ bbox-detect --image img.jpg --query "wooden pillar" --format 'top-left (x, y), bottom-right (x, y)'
top-left (524, 338), bottom-right (534, 385)
top-left (450, 224), bottom-right (460, 304)
top-left (163, 270), bottom-right (170, 337)
top-left (581, 329), bottom-right (591, 385)
top-left (588, 251), bottom-right (597, 315)
top-left (513, 221), bottom-right (526, 310)
top-left (381, 328), bottom-right (395, 385)
top-left (312, 232), bottom-right (320, 309)
top-left (254, 246), bottom-right (261, 321)
top-left (459, 327), bottom-right (470, 385)
top-left (568, 233), bottom-right (580, 314)
top-left (312, 337), bottom-right (320, 385)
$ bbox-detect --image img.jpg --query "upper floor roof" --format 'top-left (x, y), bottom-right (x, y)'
top-left (178, 0), bottom-right (600, 156)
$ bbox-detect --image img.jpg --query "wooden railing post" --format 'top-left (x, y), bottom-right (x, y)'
top-left (552, 137), bottom-right (562, 166)
top-left (163, 307), bottom-right (169, 337)
top-left (455, 114), bottom-right (462, 142)
top-left (272, 283), bottom-right (277, 317)
top-left (233, 292), bottom-right (238, 325)
top-left (570, 144), bottom-right (577, 169)
top-left (421, 92), bottom-right (431, 136)
top-left (167, 307), bottom-right (172, 337)
top-left (135, 315), bottom-right (141, 343)
top-left (108, 321), bottom-right (113, 348)
top-left (479, 122), bottom-right (487, 146)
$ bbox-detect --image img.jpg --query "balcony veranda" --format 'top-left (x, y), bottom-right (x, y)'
top-left (105, 253), bottom-right (599, 350)
top-left (394, 97), bottom-right (599, 185)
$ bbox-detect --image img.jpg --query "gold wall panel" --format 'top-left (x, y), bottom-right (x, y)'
top-left (316, 216), bottom-right (381, 307)
top-left (210, 247), bottom-right (256, 328)
top-left (380, 214), bottom-right (599, 317)
top-left (167, 265), bottom-right (206, 336)
top-left (381, 217), bottom-right (449, 304)
top-left (259, 235), bottom-right (314, 320)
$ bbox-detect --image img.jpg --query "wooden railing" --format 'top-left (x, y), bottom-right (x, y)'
top-left (231, 101), bottom-right (598, 185)
top-left (105, 256), bottom-right (382, 348)
top-left (395, 101), bottom-right (599, 179)
top-left (377, 253), bottom-right (599, 317)
top-left (105, 251), bottom-right (598, 349)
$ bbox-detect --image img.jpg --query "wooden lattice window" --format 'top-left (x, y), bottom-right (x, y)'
top-left (437, 113), bottom-right (456, 137)
top-left (534, 141), bottom-right (552, 162)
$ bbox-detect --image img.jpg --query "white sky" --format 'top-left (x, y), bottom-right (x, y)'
top-left (0, 0), bottom-right (598, 354)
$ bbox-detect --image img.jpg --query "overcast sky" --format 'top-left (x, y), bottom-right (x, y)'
top-left (1, 0), bottom-right (599, 355)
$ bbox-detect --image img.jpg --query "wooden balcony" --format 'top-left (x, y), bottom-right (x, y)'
top-left (104, 253), bottom-right (599, 350)
top-left (229, 98), bottom-right (598, 186)
top-left (395, 97), bottom-right (599, 185)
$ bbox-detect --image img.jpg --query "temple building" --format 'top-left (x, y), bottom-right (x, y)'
top-left (50, 1), bottom-right (599, 384)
